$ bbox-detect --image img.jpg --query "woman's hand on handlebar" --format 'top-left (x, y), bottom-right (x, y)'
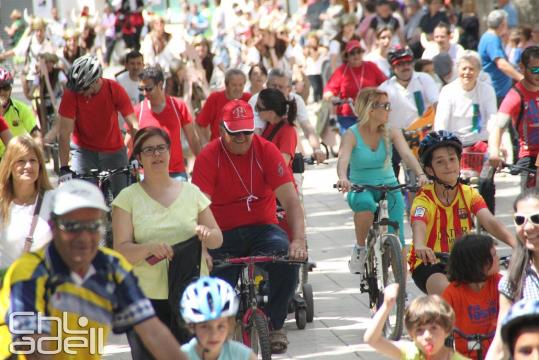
top-left (414, 245), bottom-right (437, 265)
top-left (147, 242), bottom-right (174, 261)
top-left (336, 178), bottom-right (351, 193)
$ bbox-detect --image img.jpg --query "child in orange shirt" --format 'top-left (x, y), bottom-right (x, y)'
top-left (442, 234), bottom-right (501, 360)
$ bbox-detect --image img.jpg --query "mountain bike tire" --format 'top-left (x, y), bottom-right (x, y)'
top-left (380, 234), bottom-right (405, 340)
top-left (244, 311), bottom-right (272, 360)
top-left (364, 229), bottom-right (380, 309)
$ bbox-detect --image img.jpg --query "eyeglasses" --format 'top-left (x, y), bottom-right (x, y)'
top-left (140, 144), bottom-right (169, 156)
top-left (527, 66), bottom-right (539, 75)
top-left (224, 128), bottom-right (254, 137)
top-left (138, 85), bottom-right (155, 93)
top-left (372, 102), bottom-right (391, 111)
top-left (255, 103), bottom-right (269, 113)
top-left (56, 219), bottom-right (104, 233)
top-left (0, 85), bottom-right (12, 92)
top-left (513, 213), bottom-right (539, 226)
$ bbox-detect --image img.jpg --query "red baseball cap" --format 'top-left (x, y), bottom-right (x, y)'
top-left (222, 100), bottom-right (255, 133)
top-left (345, 40), bottom-right (364, 53)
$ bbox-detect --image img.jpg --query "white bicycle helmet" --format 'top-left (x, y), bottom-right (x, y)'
top-left (66, 55), bottom-right (102, 92)
top-left (180, 276), bottom-right (239, 324)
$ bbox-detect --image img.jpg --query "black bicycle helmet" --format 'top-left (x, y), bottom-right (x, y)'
top-left (418, 130), bottom-right (463, 167)
top-left (501, 299), bottom-right (539, 353)
top-left (66, 55), bottom-right (102, 92)
top-left (387, 48), bottom-right (414, 65)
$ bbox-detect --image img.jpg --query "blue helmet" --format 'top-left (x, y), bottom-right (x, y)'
top-left (418, 130), bottom-right (462, 167)
top-left (501, 299), bottom-right (539, 351)
top-left (180, 276), bottom-right (239, 324)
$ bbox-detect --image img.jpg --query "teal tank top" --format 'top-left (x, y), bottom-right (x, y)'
top-left (181, 338), bottom-right (252, 360)
top-left (348, 124), bottom-right (396, 185)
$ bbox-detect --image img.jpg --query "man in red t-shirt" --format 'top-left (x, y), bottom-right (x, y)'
top-left (135, 66), bottom-right (201, 180)
top-left (58, 55), bottom-right (138, 195)
top-left (191, 100), bottom-right (306, 354)
top-left (489, 46), bottom-right (539, 190)
top-left (195, 68), bottom-right (251, 146)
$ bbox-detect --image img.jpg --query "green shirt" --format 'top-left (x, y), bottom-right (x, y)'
top-left (0, 98), bottom-right (37, 156)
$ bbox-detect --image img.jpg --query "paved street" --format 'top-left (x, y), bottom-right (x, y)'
top-left (102, 156), bottom-right (517, 359)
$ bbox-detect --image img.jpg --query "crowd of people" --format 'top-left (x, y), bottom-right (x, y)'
top-left (0, 0), bottom-right (539, 359)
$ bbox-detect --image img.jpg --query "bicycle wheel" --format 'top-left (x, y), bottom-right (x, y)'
top-left (381, 234), bottom-right (405, 340)
top-left (364, 230), bottom-right (380, 309)
top-left (244, 311), bottom-right (272, 360)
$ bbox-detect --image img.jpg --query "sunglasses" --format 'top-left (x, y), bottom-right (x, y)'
top-left (528, 67), bottom-right (539, 75)
top-left (348, 49), bottom-right (363, 56)
top-left (514, 213), bottom-right (539, 226)
top-left (224, 128), bottom-right (254, 136)
top-left (138, 85), bottom-right (155, 93)
top-left (0, 85), bottom-right (12, 92)
top-left (372, 102), bottom-right (391, 111)
top-left (140, 144), bottom-right (169, 156)
top-left (56, 219), bottom-right (104, 233)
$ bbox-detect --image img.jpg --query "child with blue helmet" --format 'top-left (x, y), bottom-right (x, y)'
top-left (180, 276), bottom-right (256, 360)
top-left (500, 299), bottom-right (539, 360)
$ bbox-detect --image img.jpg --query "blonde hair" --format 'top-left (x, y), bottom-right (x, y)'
top-left (353, 88), bottom-right (391, 166)
top-left (404, 295), bottom-right (455, 335)
top-left (0, 135), bottom-right (53, 224)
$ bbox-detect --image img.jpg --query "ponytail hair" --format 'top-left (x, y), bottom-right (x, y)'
top-left (258, 88), bottom-right (297, 125)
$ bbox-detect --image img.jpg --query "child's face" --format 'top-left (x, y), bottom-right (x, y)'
top-left (195, 318), bottom-right (230, 353)
top-left (513, 328), bottom-right (539, 360)
top-left (412, 322), bottom-right (449, 356)
top-left (426, 147), bottom-right (460, 185)
top-left (485, 246), bottom-right (500, 276)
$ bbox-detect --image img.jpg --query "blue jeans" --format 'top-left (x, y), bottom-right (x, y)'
top-left (337, 115), bottom-right (357, 135)
top-left (209, 224), bottom-right (299, 330)
top-left (70, 143), bottom-right (128, 197)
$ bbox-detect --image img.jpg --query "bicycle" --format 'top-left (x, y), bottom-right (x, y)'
top-left (74, 166), bottom-right (138, 247)
top-left (212, 255), bottom-right (306, 360)
top-left (500, 161), bottom-right (536, 189)
top-left (446, 328), bottom-right (495, 360)
top-left (335, 183), bottom-right (419, 340)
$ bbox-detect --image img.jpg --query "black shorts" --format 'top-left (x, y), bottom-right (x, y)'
top-left (411, 263), bottom-right (446, 294)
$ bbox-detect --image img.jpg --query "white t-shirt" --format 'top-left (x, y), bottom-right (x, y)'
top-left (364, 52), bottom-right (391, 77)
top-left (379, 72), bottom-right (440, 129)
top-left (434, 78), bottom-right (497, 146)
top-left (421, 43), bottom-right (465, 63)
top-left (0, 191), bottom-right (53, 269)
top-left (250, 92), bottom-right (309, 131)
top-left (116, 71), bottom-right (141, 105)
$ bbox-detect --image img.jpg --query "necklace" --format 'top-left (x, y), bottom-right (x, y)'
top-left (219, 139), bottom-right (258, 211)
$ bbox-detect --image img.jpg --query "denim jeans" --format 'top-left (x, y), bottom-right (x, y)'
top-left (209, 224), bottom-right (299, 330)
top-left (70, 143), bottom-right (128, 197)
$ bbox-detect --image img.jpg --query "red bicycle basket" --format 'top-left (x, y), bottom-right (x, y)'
top-left (461, 152), bottom-right (485, 174)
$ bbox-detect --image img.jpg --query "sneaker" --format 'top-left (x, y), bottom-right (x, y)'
top-left (348, 245), bottom-right (366, 275)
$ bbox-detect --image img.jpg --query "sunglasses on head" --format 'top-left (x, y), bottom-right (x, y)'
top-left (513, 213), bottom-right (539, 226)
top-left (224, 128), bottom-right (254, 136)
top-left (56, 219), bottom-right (104, 233)
top-left (528, 66), bottom-right (539, 75)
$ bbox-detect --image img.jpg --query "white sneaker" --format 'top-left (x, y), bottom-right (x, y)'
top-left (348, 245), bottom-right (366, 275)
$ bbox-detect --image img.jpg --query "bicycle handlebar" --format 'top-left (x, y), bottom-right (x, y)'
top-left (331, 98), bottom-right (353, 106)
top-left (452, 327), bottom-right (495, 342)
top-left (213, 255), bottom-right (307, 267)
top-left (333, 183), bottom-right (420, 193)
top-left (75, 165), bottom-right (135, 181)
top-left (501, 162), bottom-right (536, 175)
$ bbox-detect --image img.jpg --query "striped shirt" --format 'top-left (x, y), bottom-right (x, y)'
top-left (0, 243), bottom-right (155, 359)
top-left (408, 183), bottom-right (487, 271)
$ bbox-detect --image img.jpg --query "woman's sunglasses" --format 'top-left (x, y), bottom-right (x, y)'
top-left (513, 213), bottom-right (539, 226)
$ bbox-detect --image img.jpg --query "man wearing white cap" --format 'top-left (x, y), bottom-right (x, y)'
top-left (0, 180), bottom-right (186, 360)
top-left (192, 99), bottom-right (306, 354)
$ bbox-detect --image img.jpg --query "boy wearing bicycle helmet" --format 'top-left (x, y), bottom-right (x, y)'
top-left (500, 299), bottom-right (539, 360)
top-left (409, 130), bottom-right (515, 295)
top-left (180, 277), bottom-right (256, 360)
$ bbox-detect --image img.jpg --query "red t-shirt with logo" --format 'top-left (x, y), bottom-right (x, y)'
top-left (0, 116), bottom-right (8, 132)
top-left (195, 90), bottom-right (252, 140)
top-left (135, 96), bottom-right (192, 173)
top-left (261, 123), bottom-right (297, 168)
top-left (59, 78), bottom-right (134, 152)
top-left (499, 82), bottom-right (539, 158)
top-left (192, 135), bottom-right (293, 231)
top-left (323, 61), bottom-right (387, 116)
top-left (442, 274), bottom-right (501, 360)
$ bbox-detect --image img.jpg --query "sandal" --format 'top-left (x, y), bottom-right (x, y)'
top-left (269, 328), bottom-right (289, 354)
